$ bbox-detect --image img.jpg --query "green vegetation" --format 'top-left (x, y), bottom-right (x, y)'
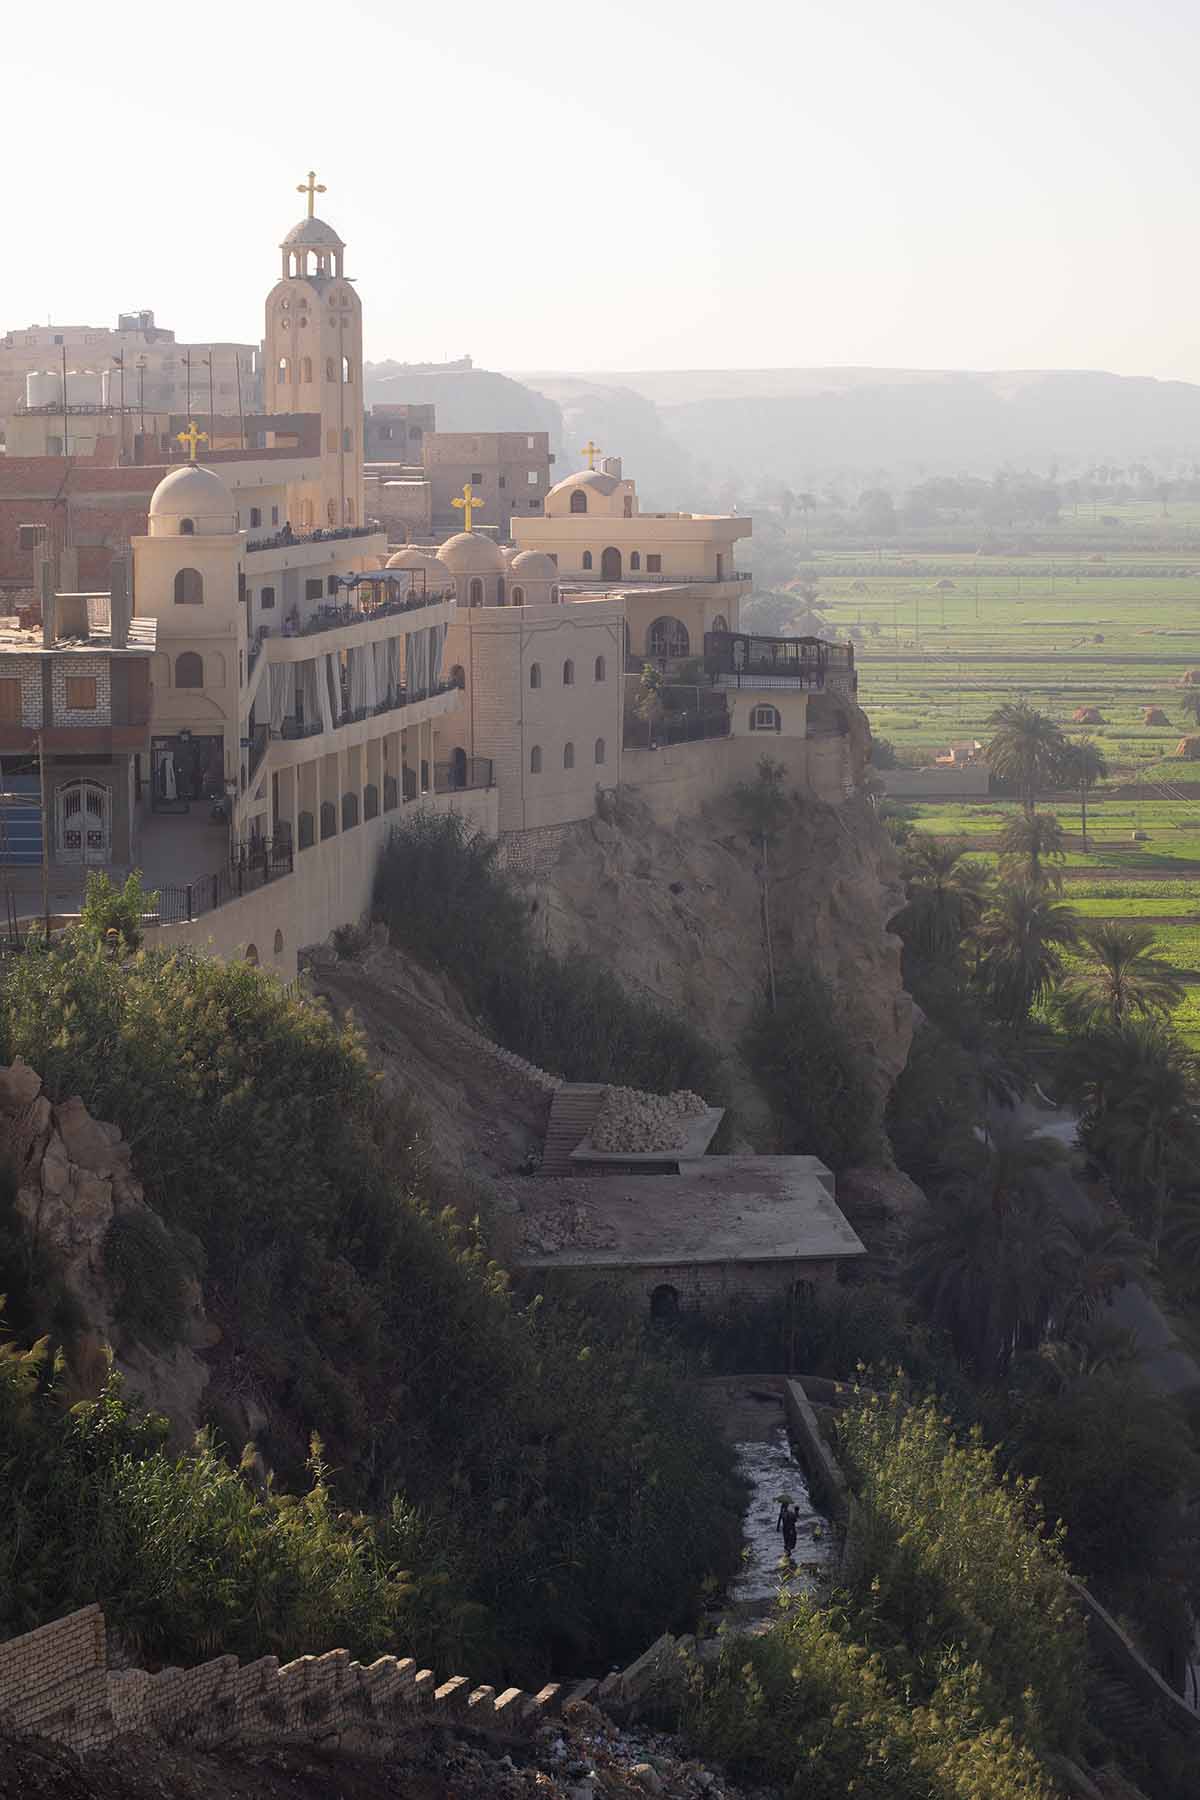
top-left (743, 965), bottom-right (881, 1169)
top-left (78, 869), bottom-right (158, 952)
top-left (374, 812), bottom-right (721, 1096)
top-left (0, 937), bottom-right (742, 1678)
top-left (687, 1390), bottom-right (1082, 1799)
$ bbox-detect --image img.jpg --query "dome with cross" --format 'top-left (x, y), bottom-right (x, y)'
top-left (281, 216), bottom-right (344, 250)
top-left (437, 532), bottom-right (505, 574)
top-left (148, 464), bottom-right (237, 537)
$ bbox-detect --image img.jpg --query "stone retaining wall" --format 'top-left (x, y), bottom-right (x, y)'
top-left (0, 1606), bottom-right (689, 1761)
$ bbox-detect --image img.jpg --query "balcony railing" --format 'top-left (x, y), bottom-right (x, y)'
top-left (703, 630), bottom-right (854, 690)
top-left (270, 679), bottom-right (457, 744)
top-left (245, 523), bottom-right (381, 553)
top-left (286, 588), bottom-right (453, 638)
top-left (434, 756), bottom-right (494, 794)
top-left (153, 835), bottom-right (295, 925)
top-left (623, 709), bottom-right (731, 750)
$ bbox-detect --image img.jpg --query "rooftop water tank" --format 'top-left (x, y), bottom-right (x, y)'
top-left (25, 371), bottom-right (61, 409)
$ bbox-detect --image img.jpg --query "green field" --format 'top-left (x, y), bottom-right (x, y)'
top-left (801, 552), bottom-right (1200, 1041)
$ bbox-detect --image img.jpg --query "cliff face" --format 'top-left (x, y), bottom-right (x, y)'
top-left (530, 782), bottom-right (912, 1146)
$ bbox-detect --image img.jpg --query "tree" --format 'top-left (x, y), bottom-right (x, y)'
top-left (997, 811), bottom-right (1068, 889)
top-left (857, 487), bottom-right (896, 537)
top-left (78, 870), bottom-right (158, 953)
top-left (905, 1142), bottom-right (1076, 1376)
top-left (732, 756), bottom-right (789, 1012)
top-left (1058, 1019), bottom-right (1200, 1252)
top-left (985, 701), bottom-right (1068, 816)
top-left (1058, 922), bottom-right (1184, 1030)
top-left (975, 881), bottom-right (1078, 1027)
top-left (891, 836), bottom-right (991, 962)
top-left (1060, 736), bottom-right (1108, 851)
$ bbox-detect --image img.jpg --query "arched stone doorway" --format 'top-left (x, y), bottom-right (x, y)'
top-left (601, 546), bottom-right (622, 580)
top-left (647, 616), bottom-right (689, 659)
top-left (650, 1283), bottom-right (680, 1320)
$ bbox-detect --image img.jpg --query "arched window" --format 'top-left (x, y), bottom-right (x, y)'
top-left (630, 551), bottom-right (641, 571)
top-left (550, 586), bottom-right (560, 604)
top-left (260, 585), bottom-right (276, 611)
top-left (277, 356), bottom-right (291, 385)
top-left (562, 659), bottom-right (574, 686)
top-left (179, 517), bottom-right (195, 536)
top-left (364, 782), bottom-right (379, 820)
top-left (750, 704), bottom-right (782, 732)
top-left (298, 810), bottom-right (315, 849)
top-left (301, 356), bottom-right (313, 383)
top-left (244, 944), bottom-right (259, 968)
top-left (594, 737), bottom-right (606, 765)
top-left (570, 489), bottom-right (588, 514)
top-left (274, 928), bottom-right (284, 954)
top-left (450, 664), bottom-right (466, 690)
top-left (326, 357), bottom-right (336, 381)
top-left (511, 585), bottom-right (525, 605)
top-left (468, 577), bottom-right (483, 608)
top-left (496, 576), bottom-right (506, 605)
top-left (563, 741), bottom-right (575, 769)
top-left (175, 651), bottom-right (203, 689)
top-left (601, 546), bottom-right (621, 580)
top-left (582, 551), bottom-right (593, 571)
top-left (173, 567), bottom-right (203, 605)
top-left (327, 499), bottom-right (337, 525)
top-left (319, 800), bottom-right (337, 839)
top-left (342, 355), bottom-right (352, 384)
top-left (345, 499), bottom-right (355, 523)
top-left (650, 1284), bottom-right (680, 1320)
top-left (529, 745), bottom-right (542, 774)
top-left (711, 613), bottom-right (730, 633)
top-left (529, 662), bottom-right (542, 689)
top-left (594, 654), bottom-right (606, 682)
top-left (647, 616), bottom-right (689, 658)
top-left (342, 791), bottom-right (359, 829)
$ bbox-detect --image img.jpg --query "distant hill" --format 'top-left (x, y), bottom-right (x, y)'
top-left (513, 367), bottom-right (1200, 486)
top-left (364, 363), bottom-right (563, 443)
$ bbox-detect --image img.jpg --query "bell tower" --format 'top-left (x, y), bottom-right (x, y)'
top-left (263, 171), bottom-right (364, 531)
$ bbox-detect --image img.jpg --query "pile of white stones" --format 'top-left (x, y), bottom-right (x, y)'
top-left (589, 1086), bottom-right (708, 1154)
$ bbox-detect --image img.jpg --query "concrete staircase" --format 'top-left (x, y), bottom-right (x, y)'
top-left (539, 1083), bottom-right (607, 1175)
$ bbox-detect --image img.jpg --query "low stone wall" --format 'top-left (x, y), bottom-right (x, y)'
top-left (0, 1606), bottom-right (690, 1760)
top-left (621, 733), bottom-right (852, 827)
top-left (782, 1378), bottom-right (850, 1528)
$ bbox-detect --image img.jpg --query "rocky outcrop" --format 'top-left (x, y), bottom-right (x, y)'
top-left (530, 784), bottom-right (912, 1147)
top-left (0, 1060), bottom-right (211, 1432)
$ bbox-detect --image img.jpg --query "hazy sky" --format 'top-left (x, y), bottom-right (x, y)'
top-left (9, 0), bottom-right (1200, 379)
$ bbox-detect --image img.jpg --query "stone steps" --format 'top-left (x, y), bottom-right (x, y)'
top-left (539, 1084), bottom-right (607, 1175)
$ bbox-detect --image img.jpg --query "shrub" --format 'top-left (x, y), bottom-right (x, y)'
top-left (78, 870), bottom-right (157, 952)
top-left (102, 1211), bottom-right (196, 1348)
top-left (742, 966), bottom-right (881, 1169)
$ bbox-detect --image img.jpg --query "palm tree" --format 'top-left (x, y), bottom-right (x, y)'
top-left (1061, 736), bottom-right (1108, 851)
top-left (997, 811), bottom-right (1068, 889)
top-left (1059, 921), bottom-right (1184, 1030)
top-left (905, 1134), bottom-right (1076, 1375)
top-left (1059, 1019), bottom-right (1200, 1252)
top-left (986, 701), bottom-right (1068, 816)
top-left (892, 836), bottom-right (991, 961)
top-left (974, 881), bottom-right (1078, 1026)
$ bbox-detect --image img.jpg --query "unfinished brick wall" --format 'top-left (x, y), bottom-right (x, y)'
top-left (0, 1605), bottom-right (688, 1760)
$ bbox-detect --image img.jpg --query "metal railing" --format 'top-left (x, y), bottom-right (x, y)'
top-left (433, 756), bottom-right (494, 793)
top-left (245, 523), bottom-right (380, 553)
top-left (623, 710), bottom-right (731, 750)
top-left (153, 835), bottom-right (295, 925)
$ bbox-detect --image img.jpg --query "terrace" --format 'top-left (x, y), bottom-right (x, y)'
top-left (704, 631), bottom-right (856, 692)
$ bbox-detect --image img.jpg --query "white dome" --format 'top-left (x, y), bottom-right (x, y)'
top-left (546, 468), bottom-right (621, 503)
top-left (148, 464), bottom-right (236, 537)
top-left (437, 531), bottom-right (506, 574)
top-left (385, 546), bottom-right (439, 569)
top-left (281, 215), bottom-right (344, 251)
top-left (510, 551), bottom-right (559, 580)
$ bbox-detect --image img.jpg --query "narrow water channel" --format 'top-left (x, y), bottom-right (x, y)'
top-left (730, 1422), bottom-right (836, 1610)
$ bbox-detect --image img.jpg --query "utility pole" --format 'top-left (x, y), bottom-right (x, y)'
top-left (36, 730), bottom-right (50, 942)
top-left (60, 345), bottom-right (68, 458)
top-left (137, 356), bottom-right (147, 436)
top-left (235, 352), bottom-right (245, 450)
top-left (185, 349), bottom-right (192, 420)
top-left (204, 352), bottom-right (215, 445)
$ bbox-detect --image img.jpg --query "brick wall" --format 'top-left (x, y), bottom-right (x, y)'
top-left (0, 1604), bottom-right (689, 1759)
top-left (601, 1258), bottom-right (840, 1315)
top-left (51, 653), bottom-right (111, 726)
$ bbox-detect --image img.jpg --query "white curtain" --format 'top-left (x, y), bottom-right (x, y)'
top-left (269, 663), bottom-right (291, 732)
top-left (406, 628), bottom-right (428, 696)
top-left (300, 659), bottom-right (323, 732)
top-left (429, 623), bottom-right (445, 687)
top-left (373, 640), bottom-right (390, 704)
top-left (323, 652), bottom-right (340, 728)
top-left (387, 636), bottom-right (401, 698)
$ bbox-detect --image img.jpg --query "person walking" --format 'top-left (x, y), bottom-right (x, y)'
top-left (777, 1497), bottom-right (800, 1561)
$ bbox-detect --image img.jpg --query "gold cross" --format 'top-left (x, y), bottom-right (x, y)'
top-left (451, 483), bottom-right (484, 531)
top-left (297, 170), bottom-right (326, 218)
top-left (581, 439), bottom-right (602, 469)
top-left (176, 420), bottom-right (208, 462)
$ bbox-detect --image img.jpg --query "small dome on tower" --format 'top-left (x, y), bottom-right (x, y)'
top-left (437, 532), bottom-right (506, 574)
top-left (148, 464), bottom-right (236, 537)
top-left (546, 468), bottom-right (621, 503)
top-left (281, 216), bottom-right (345, 251)
top-left (510, 551), bottom-right (559, 580)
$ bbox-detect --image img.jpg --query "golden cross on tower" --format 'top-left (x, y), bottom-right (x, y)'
top-left (297, 169), bottom-right (326, 218)
top-left (451, 482), bottom-right (484, 532)
top-left (176, 420), bottom-right (208, 462)
top-left (581, 439), bottom-right (602, 470)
